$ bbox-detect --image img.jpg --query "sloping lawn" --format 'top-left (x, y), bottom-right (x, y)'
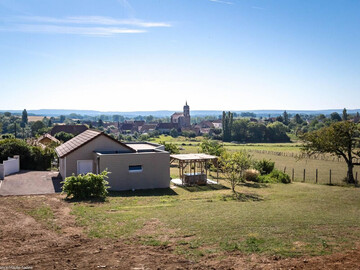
top-left (71, 182), bottom-right (360, 259)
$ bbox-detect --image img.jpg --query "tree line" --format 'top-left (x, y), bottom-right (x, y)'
top-left (222, 111), bottom-right (290, 143)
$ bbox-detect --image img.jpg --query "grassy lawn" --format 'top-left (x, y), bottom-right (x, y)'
top-left (71, 182), bottom-right (360, 259)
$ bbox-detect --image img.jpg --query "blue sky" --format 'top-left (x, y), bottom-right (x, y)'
top-left (0, 0), bottom-right (359, 111)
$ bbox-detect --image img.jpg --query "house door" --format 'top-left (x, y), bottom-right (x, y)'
top-left (77, 160), bottom-right (93, 175)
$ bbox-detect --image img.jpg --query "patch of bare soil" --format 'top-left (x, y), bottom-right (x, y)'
top-left (0, 195), bottom-right (359, 270)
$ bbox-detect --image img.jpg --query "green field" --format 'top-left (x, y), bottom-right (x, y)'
top-left (71, 182), bottom-right (360, 259)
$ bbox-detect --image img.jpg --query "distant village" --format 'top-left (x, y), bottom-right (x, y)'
top-left (48, 102), bottom-right (224, 139)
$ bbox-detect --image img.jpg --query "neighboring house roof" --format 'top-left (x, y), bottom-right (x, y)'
top-left (50, 125), bottom-right (88, 136)
top-left (139, 124), bottom-right (157, 133)
top-left (37, 133), bottom-right (60, 144)
top-left (119, 123), bottom-right (134, 131)
top-left (198, 121), bottom-right (214, 128)
top-left (156, 123), bottom-right (179, 130)
top-left (134, 121), bottom-right (145, 127)
top-left (55, 130), bottom-right (135, 158)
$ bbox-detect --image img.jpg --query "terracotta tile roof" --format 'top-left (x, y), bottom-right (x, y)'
top-left (37, 133), bottom-right (60, 144)
top-left (55, 130), bottom-right (135, 158)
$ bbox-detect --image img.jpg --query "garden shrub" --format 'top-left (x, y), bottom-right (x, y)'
top-left (258, 169), bottom-right (291, 184)
top-left (254, 159), bottom-right (275, 175)
top-left (62, 170), bottom-right (110, 200)
top-left (0, 139), bottom-right (54, 170)
top-left (244, 169), bottom-right (260, 182)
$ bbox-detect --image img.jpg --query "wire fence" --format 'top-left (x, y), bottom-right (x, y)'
top-left (246, 150), bottom-right (360, 185)
top-left (248, 149), bottom-right (360, 163)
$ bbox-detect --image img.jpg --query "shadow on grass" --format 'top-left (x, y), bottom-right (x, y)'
top-left (179, 184), bottom-right (229, 193)
top-left (241, 182), bottom-right (269, 189)
top-left (108, 188), bottom-right (178, 197)
top-left (63, 188), bottom-right (178, 203)
top-left (220, 192), bottom-right (263, 202)
top-left (63, 197), bottom-right (107, 204)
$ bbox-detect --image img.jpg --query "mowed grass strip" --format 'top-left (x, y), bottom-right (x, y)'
top-left (70, 182), bottom-right (360, 258)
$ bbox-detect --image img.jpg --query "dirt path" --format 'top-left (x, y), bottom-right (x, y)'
top-left (0, 195), bottom-right (359, 269)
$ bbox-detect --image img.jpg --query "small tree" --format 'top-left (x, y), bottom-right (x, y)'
top-left (169, 128), bottom-right (179, 138)
top-left (199, 139), bottom-right (224, 156)
top-left (219, 150), bottom-right (252, 194)
top-left (330, 112), bottom-right (342, 122)
top-left (31, 120), bottom-right (45, 135)
top-left (160, 142), bottom-right (180, 154)
top-left (301, 121), bottom-right (360, 184)
top-left (54, 131), bottom-right (74, 142)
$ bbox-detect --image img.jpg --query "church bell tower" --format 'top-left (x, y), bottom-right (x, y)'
top-left (183, 101), bottom-right (190, 127)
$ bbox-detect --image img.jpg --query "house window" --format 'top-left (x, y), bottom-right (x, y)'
top-left (129, 165), bottom-right (143, 173)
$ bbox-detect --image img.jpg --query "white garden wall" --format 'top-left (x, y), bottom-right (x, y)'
top-left (0, 156), bottom-right (20, 180)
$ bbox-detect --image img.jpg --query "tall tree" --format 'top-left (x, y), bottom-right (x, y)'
top-left (294, 114), bottom-right (303, 124)
top-left (222, 111), bottom-right (233, 142)
top-left (301, 121), bottom-right (360, 184)
top-left (98, 119), bottom-right (104, 127)
top-left (283, 110), bottom-right (289, 125)
top-left (21, 109), bottom-right (28, 125)
top-left (354, 112), bottom-right (360, 123)
top-left (59, 115), bottom-right (66, 123)
top-left (342, 108), bottom-right (348, 121)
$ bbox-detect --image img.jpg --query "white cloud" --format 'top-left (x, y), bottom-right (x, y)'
top-left (15, 16), bottom-right (172, 28)
top-left (0, 15), bottom-right (171, 36)
top-left (209, 0), bottom-right (233, 5)
top-left (0, 24), bottom-right (145, 36)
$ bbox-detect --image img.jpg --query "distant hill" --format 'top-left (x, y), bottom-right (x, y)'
top-left (0, 109), bottom-right (359, 118)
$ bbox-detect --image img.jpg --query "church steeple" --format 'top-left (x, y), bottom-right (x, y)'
top-left (183, 101), bottom-right (190, 117)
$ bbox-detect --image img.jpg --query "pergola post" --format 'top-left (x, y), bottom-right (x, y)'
top-left (205, 160), bottom-right (208, 180)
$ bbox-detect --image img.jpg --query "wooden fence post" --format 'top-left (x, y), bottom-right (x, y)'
top-left (292, 168), bottom-right (294, 182)
top-left (316, 169), bottom-right (318, 184)
top-left (329, 169), bottom-right (332, 185)
top-left (303, 169), bottom-right (306, 182)
top-left (284, 167), bottom-right (286, 173)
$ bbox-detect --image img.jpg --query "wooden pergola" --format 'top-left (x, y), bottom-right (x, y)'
top-left (170, 153), bottom-right (219, 186)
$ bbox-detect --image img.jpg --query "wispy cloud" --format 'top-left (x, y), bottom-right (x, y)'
top-left (209, 0), bottom-right (233, 5)
top-left (15, 16), bottom-right (172, 28)
top-left (0, 24), bottom-right (145, 36)
top-left (0, 15), bottom-right (171, 36)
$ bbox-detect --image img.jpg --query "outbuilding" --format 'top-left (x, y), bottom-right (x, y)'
top-left (55, 130), bottom-right (170, 191)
